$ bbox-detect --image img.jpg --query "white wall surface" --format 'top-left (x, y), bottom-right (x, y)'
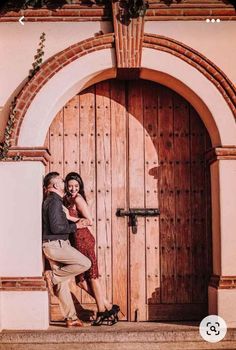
top-left (145, 21), bottom-right (236, 84)
top-left (0, 21), bottom-right (112, 106)
top-left (1, 291), bottom-right (49, 329)
top-left (0, 161), bottom-right (44, 276)
top-left (219, 160), bottom-right (236, 276)
top-left (218, 289), bottom-right (236, 328)
top-left (0, 292), bottom-right (2, 331)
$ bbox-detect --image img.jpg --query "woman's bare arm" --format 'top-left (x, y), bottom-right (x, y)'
top-left (75, 195), bottom-right (93, 224)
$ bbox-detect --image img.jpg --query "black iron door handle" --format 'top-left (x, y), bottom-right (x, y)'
top-left (116, 208), bottom-right (160, 234)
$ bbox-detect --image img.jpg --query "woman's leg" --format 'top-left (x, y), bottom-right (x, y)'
top-left (90, 278), bottom-right (112, 312)
top-left (69, 278), bottom-right (95, 299)
top-left (70, 277), bottom-right (112, 312)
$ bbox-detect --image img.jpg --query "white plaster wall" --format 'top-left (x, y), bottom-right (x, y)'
top-left (219, 160), bottom-right (236, 276)
top-left (0, 162), bottom-right (44, 276)
top-left (208, 286), bottom-right (217, 316)
top-left (142, 49), bottom-right (236, 147)
top-left (1, 291), bottom-right (49, 329)
top-left (0, 21), bottom-right (112, 106)
top-left (145, 21), bottom-right (236, 84)
top-left (210, 161), bottom-right (221, 276)
top-left (218, 289), bottom-right (236, 328)
top-left (0, 292), bottom-right (2, 331)
top-left (18, 48), bottom-right (115, 146)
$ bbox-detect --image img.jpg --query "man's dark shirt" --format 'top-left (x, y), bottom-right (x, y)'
top-left (42, 192), bottom-right (76, 241)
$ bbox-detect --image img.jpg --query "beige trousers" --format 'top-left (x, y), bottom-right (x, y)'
top-left (43, 239), bottom-right (91, 320)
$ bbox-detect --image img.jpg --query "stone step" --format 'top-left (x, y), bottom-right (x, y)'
top-left (1, 322), bottom-right (236, 350)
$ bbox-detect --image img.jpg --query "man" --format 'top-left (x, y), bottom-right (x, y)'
top-left (42, 171), bottom-right (91, 327)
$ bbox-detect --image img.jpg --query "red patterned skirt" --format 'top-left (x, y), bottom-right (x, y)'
top-left (74, 227), bottom-right (99, 283)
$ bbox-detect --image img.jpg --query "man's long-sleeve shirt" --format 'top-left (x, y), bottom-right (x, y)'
top-left (42, 192), bottom-right (76, 241)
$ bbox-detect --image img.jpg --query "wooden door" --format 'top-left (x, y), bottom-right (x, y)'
top-left (45, 79), bottom-right (212, 321)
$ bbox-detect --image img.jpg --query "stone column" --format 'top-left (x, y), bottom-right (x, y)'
top-left (0, 148), bottom-right (50, 329)
top-left (208, 148), bottom-right (236, 328)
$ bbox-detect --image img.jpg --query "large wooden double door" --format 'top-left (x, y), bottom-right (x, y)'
top-left (45, 79), bottom-right (212, 321)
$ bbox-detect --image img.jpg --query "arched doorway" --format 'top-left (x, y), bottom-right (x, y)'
top-left (44, 79), bottom-right (212, 322)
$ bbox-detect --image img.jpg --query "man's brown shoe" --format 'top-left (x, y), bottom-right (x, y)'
top-left (66, 319), bottom-right (84, 328)
top-left (44, 270), bottom-right (55, 297)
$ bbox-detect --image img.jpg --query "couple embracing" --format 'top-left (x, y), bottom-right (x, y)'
top-left (42, 171), bottom-right (120, 327)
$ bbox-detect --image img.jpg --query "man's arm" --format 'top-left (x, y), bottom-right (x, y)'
top-left (48, 199), bottom-right (76, 235)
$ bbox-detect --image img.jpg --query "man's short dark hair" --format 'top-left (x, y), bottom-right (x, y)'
top-left (43, 172), bottom-right (60, 188)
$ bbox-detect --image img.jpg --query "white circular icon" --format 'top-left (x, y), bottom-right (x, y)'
top-left (199, 315), bottom-right (227, 343)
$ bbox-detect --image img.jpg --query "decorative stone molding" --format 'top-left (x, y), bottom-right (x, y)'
top-left (6, 147), bottom-right (51, 165)
top-left (143, 34), bottom-right (236, 119)
top-left (112, 1), bottom-right (144, 68)
top-left (209, 275), bottom-right (236, 289)
top-left (0, 277), bottom-right (47, 291)
top-left (206, 147), bottom-right (236, 164)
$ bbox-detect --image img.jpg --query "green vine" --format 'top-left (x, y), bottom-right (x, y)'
top-left (29, 32), bottom-right (46, 78)
top-left (0, 32), bottom-right (46, 161)
top-left (0, 98), bottom-right (18, 160)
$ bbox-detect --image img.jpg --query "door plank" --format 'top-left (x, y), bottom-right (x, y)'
top-left (190, 106), bottom-right (208, 303)
top-left (44, 130), bottom-right (50, 174)
top-left (48, 110), bottom-right (64, 174)
top-left (79, 86), bottom-right (97, 305)
top-left (143, 81), bottom-right (160, 307)
top-left (128, 80), bottom-right (146, 321)
top-left (158, 87), bottom-right (176, 304)
top-left (173, 93), bottom-right (192, 303)
top-left (63, 96), bottom-right (80, 175)
top-left (110, 80), bottom-right (128, 319)
top-left (95, 81), bottom-right (112, 305)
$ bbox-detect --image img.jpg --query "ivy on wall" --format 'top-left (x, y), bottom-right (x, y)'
top-left (118, 0), bottom-right (149, 24)
top-left (0, 99), bottom-right (18, 161)
top-left (29, 32), bottom-right (46, 79)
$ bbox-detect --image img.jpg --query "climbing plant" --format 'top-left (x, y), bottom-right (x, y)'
top-left (29, 32), bottom-right (46, 78)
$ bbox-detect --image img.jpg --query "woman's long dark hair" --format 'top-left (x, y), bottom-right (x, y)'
top-left (65, 172), bottom-right (87, 202)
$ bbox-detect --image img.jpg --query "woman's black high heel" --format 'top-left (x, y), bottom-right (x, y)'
top-left (92, 305), bottom-right (122, 326)
top-left (91, 310), bottom-right (111, 326)
top-left (107, 304), bottom-right (122, 325)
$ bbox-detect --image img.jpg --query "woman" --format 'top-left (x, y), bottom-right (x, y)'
top-left (63, 172), bottom-right (120, 326)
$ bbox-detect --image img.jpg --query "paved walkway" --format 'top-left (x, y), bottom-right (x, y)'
top-left (1, 322), bottom-right (236, 350)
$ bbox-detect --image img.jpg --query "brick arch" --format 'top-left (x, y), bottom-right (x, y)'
top-left (143, 34), bottom-right (236, 119)
top-left (11, 33), bottom-right (115, 146)
top-left (10, 32), bottom-right (236, 146)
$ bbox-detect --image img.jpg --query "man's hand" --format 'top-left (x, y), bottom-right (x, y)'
top-left (76, 218), bottom-right (92, 229)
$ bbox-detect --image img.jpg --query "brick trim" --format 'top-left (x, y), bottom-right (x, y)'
top-left (6, 147), bottom-right (51, 165)
top-left (143, 34), bottom-right (236, 119)
top-left (146, 1), bottom-right (236, 21)
top-left (0, 3), bottom-right (111, 22)
top-left (10, 33), bottom-right (115, 146)
top-left (206, 147), bottom-right (236, 164)
top-left (7, 33), bottom-right (236, 148)
top-left (0, 277), bottom-right (47, 291)
top-left (209, 275), bottom-right (236, 289)
top-left (0, 1), bottom-right (235, 22)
